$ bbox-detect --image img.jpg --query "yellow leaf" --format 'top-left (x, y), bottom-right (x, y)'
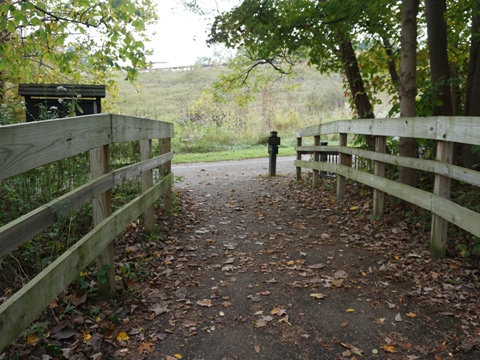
top-left (382, 344), bottom-right (396, 353)
top-left (406, 312), bottom-right (417, 318)
top-left (346, 308), bottom-right (355, 313)
top-left (27, 334), bottom-right (40, 345)
top-left (349, 206), bottom-right (358, 211)
top-left (394, 255), bottom-right (400, 260)
top-left (174, 354), bottom-right (183, 359)
top-left (83, 332), bottom-right (92, 343)
top-left (310, 293), bottom-right (326, 299)
top-left (117, 332), bottom-right (130, 341)
top-left (287, 260), bottom-right (294, 266)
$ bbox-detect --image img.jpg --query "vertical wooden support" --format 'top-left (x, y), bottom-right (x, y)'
top-left (430, 140), bottom-right (454, 259)
top-left (373, 136), bottom-right (387, 218)
top-left (159, 138), bottom-right (172, 212)
top-left (313, 135), bottom-right (320, 188)
top-left (141, 139), bottom-right (155, 233)
top-left (90, 145), bottom-right (115, 299)
top-left (336, 133), bottom-right (348, 199)
top-left (296, 137), bottom-right (302, 181)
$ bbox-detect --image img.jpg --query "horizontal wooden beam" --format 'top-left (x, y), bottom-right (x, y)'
top-left (0, 152), bottom-right (174, 257)
top-left (0, 173), bottom-right (174, 353)
top-left (294, 160), bottom-right (480, 238)
top-left (0, 114), bottom-right (174, 180)
top-left (295, 117), bottom-right (480, 145)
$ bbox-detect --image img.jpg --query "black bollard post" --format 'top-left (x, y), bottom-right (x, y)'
top-left (268, 131), bottom-right (281, 176)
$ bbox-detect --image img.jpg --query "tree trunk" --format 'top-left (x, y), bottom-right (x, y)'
top-left (462, 1), bottom-right (480, 167)
top-left (337, 38), bottom-right (375, 150)
top-left (382, 36), bottom-right (400, 87)
top-left (425, 0), bottom-right (454, 116)
top-left (399, 0), bottom-right (419, 188)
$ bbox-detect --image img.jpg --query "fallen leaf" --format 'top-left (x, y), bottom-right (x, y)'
top-left (197, 299), bottom-right (213, 307)
top-left (271, 308), bottom-right (287, 316)
top-left (340, 320), bottom-right (349, 328)
top-left (334, 270), bottom-right (348, 278)
top-left (287, 260), bottom-right (295, 266)
top-left (137, 342), bottom-right (154, 354)
top-left (254, 340), bottom-right (260, 353)
top-left (151, 303), bottom-right (168, 316)
top-left (395, 313), bottom-right (402, 322)
top-left (174, 354), bottom-right (182, 359)
top-left (27, 334), bottom-right (40, 345)
top-left (308, 263), bottom-right (325, 269)
top-left (117, 332), bottom-right (129, 341)
top-left (83, 332), bottom-right (92, 343)
top-left (406, 312), bottom-right (417, 318)
top-left (346, 308), bottom-right (355, 313)
top-left (350, 206), bottom-right (358, 211)
top-left (310, 293), bottom-right (326, 299)
top-left (266, 278), bottom-right (278, 284)
top-left (382, 344), bottom-right (396, 353)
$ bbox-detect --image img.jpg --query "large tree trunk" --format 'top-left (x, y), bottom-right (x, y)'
top-left (399, 0), bottom-right (419, 188)
top-left (462, 2), bottom-right (480, 167)
top-left (337, 38), bottom-right (375, 150)
top-left (425, 0), bottom-right (454, 116)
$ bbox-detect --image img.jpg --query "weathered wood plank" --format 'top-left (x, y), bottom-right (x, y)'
top-left (313, 135), bottom-right (320, 188)
top-left (0, 114), bottom-right (111, 180)
top-left (430, 141), bottom-right (455, 258)
top-left (373, 136), bottom-right (386, 218)
top-left (90, 144), bottom-right (115, 299)
top-left (294, 159), bottom-right (480, 237)
top-left (296, 145), bottom-right (480, 187)
top-left (141, 139), bottom-right (154, 233)
top-left (0, 173), bottom-right (174, 353)
top-left (336, 134), bottom-right (348, 199)
top-left (159, 138), bottom-right (173, 211)
top-left (295, 117), bottom-right (480, 145)
top-left (111, 115), bottom-right (174, 143)
top-left (0, 152), bottom-right (173, 258)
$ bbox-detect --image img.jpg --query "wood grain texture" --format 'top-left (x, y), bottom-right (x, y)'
top-left (0, 173), bottom-right (174, 353)
top-left (0, 114), bottom-right (111, 180)
top-left (295, 116), bottom-right (480, 145)
top-left (0, 152), bottom-right (173, 257)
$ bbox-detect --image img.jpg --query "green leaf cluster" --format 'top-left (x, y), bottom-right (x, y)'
top-left (0, 0), bottom-right (158, 113)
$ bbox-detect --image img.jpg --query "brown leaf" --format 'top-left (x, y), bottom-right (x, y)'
top-left (340, 320), bottom-right (349, 328)
top-left (137, 342), bottom-right (154, 354)
top-left (197, 299), bottom-right (213, 307)
top-left (270, 307), bottom-right (287, 316)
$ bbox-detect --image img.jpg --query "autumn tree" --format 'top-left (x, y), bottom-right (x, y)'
top-left (0, 0), bottom-right (157, 108)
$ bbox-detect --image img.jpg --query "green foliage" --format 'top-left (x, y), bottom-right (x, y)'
top-left (458, 237), bottom-right (480, 257)
top-left (0, 0), bottom-right (158, 111)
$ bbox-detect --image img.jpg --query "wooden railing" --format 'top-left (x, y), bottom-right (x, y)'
top-left (0, 114), bottom-right (174, 352)
top-left (295, 117), bottom-right (480, 258)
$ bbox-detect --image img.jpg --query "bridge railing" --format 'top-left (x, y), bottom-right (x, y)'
top-left (295, 116), bottom-right (480, 259)
top-left (0, 114), bottom-right (174, 352)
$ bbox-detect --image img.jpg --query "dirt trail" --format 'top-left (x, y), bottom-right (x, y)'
top-left (138, 158), bottom-right (480, 360)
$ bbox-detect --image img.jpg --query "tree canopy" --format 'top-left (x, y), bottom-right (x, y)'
top-left (0, 0), bottom-right (157, 104)
top-left (207, 0), bottom-right (476, 120)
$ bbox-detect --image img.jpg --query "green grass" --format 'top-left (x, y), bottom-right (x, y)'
top-left (173, 145), bottom-right (297, 164)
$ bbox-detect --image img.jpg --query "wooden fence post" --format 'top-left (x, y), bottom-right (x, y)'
top-left (159, 138), bottom-right (172, 212)
top-left (296, 137), bottom-right (302, 181)
top-left (313, 135), bottom-right (320, 188)
top-left (373, 136), bottom-right (387, 218)
top-left (141, 139), bottom-right (155, 233)
top-left (90, 145), bottom-right (115, 299)
top-left (336, 133), bottom-right (348, 199)
top-left (430, 140), bottom-right (454, 258)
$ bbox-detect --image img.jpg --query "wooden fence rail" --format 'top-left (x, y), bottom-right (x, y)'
top-left (0, 114), bottom-right (174, 353)
top-left (295, 116), bottom-right (480, 259)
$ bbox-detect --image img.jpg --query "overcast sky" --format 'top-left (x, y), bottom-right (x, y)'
top-left (148, 0), bottom-right (236, 67)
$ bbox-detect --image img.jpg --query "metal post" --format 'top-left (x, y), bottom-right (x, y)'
top-left (268, 131), bottom-right (281, 176)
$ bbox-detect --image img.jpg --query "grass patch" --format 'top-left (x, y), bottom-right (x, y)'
top-left (173, 145), bottom-right (297, 164)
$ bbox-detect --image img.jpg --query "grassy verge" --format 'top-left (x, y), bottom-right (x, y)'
top-left (172, 145), bottom-right (297, 164)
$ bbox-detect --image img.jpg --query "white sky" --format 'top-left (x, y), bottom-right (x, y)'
top-left (148, 0), bottom-right (236, 67)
